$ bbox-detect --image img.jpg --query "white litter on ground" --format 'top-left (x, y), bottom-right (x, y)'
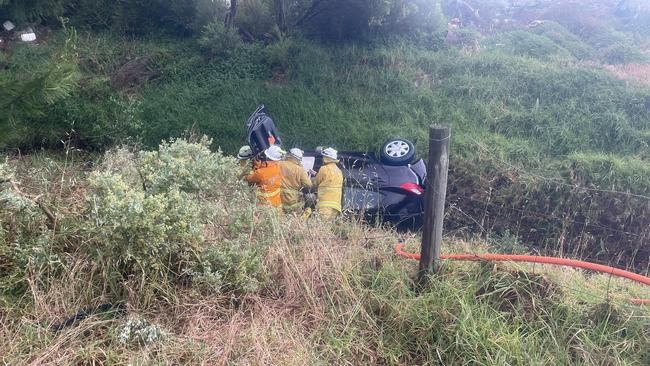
top-left (20, 32), bottom-right (36, 42)
top-left (2, 20), bottom-right (15, 31)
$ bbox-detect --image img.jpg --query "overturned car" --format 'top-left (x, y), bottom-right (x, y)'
top-left (245, 105), bottom-right (426, 228)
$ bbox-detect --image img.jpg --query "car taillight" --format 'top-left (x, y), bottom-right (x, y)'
top-left (400, 182), bottom-right (424, 195)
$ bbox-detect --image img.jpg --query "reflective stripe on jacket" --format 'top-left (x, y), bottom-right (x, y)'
top-left (315, 161), bottom-right (343, 213)
top-left (279, 159), bottom-right (312, 211)
top-left (245, 161), bottom-right (282, 207)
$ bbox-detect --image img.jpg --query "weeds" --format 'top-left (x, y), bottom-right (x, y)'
top-left (1, 147), bottom-right (650, 364)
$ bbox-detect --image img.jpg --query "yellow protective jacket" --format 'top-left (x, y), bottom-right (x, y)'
top-left (315, 160), bottom-right (343, 213)
top-left (245, 161), bottom-right (282, 207)
top-left (279, 158), bottom-right (312, 211)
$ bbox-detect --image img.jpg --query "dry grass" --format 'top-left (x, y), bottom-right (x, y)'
top-left (0, 216), bottom-right (400, 365)
top-left (605, 63), bottom-right (650, 86)
top-left (2, 218), bottom-right (650, 365)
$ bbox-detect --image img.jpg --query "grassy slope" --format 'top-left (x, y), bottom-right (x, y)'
top-left (135, 37), bottom-right (650, 166)
top-left (5, 27), bottom-right (649, 180)
top-left (120, 32), bottom-right (650, 269)
top-left (2, 4), bottom-right (650, 364)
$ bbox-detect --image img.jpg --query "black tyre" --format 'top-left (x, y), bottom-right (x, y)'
top-left (380, 138), bottom-right (415, 166)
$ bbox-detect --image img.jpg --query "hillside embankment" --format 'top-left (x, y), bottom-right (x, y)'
top-left (3, 26), bottom-right (650, 272)
top-left (3, 2), bottom-right (650, 273)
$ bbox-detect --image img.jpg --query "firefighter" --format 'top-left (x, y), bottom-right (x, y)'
top-left (245, 145), bottom-right (283, 208)
top-left (279, 148), bottom-right (312, 214)
top-left (237, 145), bottom-right (254, 178)
top-left (314, 147), bottom-right (343, 220)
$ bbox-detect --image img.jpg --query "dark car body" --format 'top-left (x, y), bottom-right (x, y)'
top-left (246, 105), bottom-right (282, 155)
top-left (245, 105), bottom-right (426, 228)
top-left (302, 151), bottom-right (426, 228)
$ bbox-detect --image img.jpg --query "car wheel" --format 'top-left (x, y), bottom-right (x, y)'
top-left (380, 138), bottom-right (415, 166)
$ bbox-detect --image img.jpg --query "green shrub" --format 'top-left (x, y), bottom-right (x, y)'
top-left (87, 170), bottom-right (203, 281)
top-left (138, 136), bottom-right (233, 195)
top-left (195, 231), bottom-right (270, 293)
top-left (86, 138), bottom-right (270, 297)
top-left (264, 38), bottom-right (298, 71)
top-left (198, 21), bottom-right (243, 58)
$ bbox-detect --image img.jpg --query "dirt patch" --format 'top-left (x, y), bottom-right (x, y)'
top-left (110, 55), bottom-right (159, 90)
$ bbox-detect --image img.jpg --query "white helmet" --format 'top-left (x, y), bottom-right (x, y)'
top-left (264, 145), bottom-right (284, 161)
top-left (237, 145), bottom-right (253, 160)
top-left (288, 148), bottom-right (304, 161)
top-left (321, 147), bottom-right (338, 160)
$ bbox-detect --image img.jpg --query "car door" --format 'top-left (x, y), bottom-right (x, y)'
top-left (339, 154), bottom-right (382, 214)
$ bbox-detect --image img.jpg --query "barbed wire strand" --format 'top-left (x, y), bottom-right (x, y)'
top-left (462, 196), bottom-right (648, 239)
top-left (446, 202), bottom-right (649, 272)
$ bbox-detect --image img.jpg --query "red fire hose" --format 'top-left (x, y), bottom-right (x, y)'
top-left (394, 244), bottom-right (650, 305)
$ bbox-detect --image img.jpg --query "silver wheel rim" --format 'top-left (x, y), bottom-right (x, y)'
top-left (385, 140), bottom-right (410, 158)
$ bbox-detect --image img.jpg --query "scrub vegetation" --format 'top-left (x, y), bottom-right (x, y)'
top-left (1, 142), bottom-right (649, 365)
top-left (1, 0), bottom-right (650, 363)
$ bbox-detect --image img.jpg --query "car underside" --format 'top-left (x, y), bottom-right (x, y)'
top-left (245, 105), bottom-right (427, 229)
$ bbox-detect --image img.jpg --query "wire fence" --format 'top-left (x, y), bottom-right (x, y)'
top-left (445, 133), bottom-right (650, 276)
top-left (377, 132), bottom-right (650, 312)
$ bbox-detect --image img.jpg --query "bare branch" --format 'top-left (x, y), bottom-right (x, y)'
top-left (9, 180), bottom-right (57, 228)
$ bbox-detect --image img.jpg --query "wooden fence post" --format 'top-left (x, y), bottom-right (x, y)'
top-left (418, 125), bottom-right (451, 284)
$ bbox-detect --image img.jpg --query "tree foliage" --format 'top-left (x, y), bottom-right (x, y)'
top-left (65, 0), bottom-right (219, 35)
top-left (294, 0), bottom-right (445, 40)
top-left (0, 28), bottom-right (80, 150)
top-left (0, 0), bottom-right (67, 21)
top-left (1, 0), bottom-right (445, 40)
